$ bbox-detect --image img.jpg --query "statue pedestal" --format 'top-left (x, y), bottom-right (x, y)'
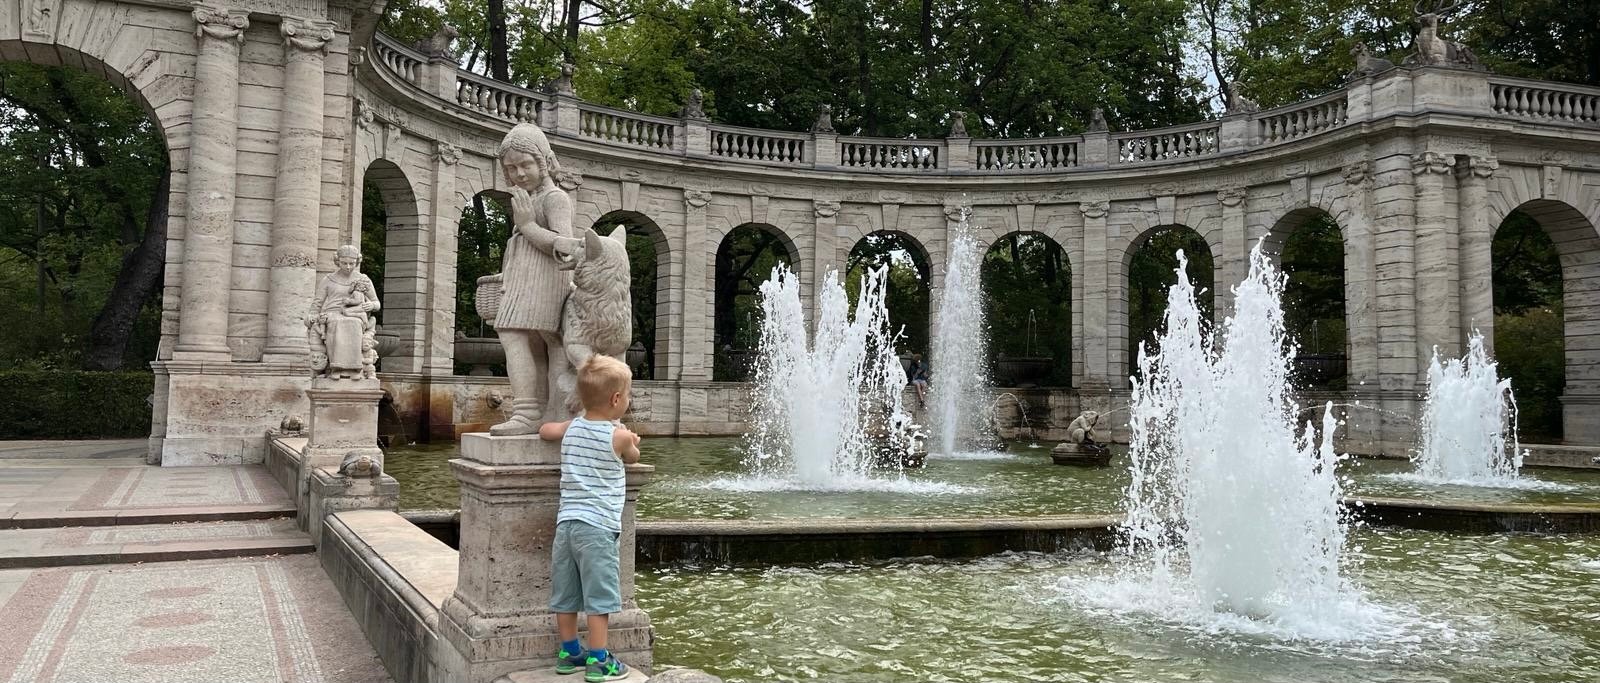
top-left (1051, 442), bottom-right (1112, 467)
top-left (437, 433), bottom-right (655, 683)
top-left (300, 378), bottom-right (387, 534)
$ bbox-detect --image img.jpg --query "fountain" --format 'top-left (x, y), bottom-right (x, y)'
top-left (1064, 242), bottom-right (1401, 639)
top-left (1412, 333), bottom-right (1527, 485)
top-left (929, 207), bottom-right (995, 455)
top-left (737, 263), bottom-right (920, 489)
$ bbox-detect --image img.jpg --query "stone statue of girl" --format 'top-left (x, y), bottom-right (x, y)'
top-left (307, 244), bottom-right (380, 379)
top-left (490, 123), bottom-right (577, 435)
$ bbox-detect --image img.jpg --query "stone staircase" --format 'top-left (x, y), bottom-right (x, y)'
top-left (0, 517), bottom-right (311, 569)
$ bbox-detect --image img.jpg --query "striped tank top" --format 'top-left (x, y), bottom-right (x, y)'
top-left (557, 416), bottom-right (627, 533)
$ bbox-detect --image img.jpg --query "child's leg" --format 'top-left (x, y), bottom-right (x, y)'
top-left (558, 612), bottom-right (580, 643)
top-left (549, 520), bottom-right (587, 666)
top-left (571, 521), bottom-right (623, 651)
top-left (585, 613), bottom-right (610, 652)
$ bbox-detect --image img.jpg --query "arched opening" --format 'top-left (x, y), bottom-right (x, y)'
top-left (1490, 202), bottom-right (1599, 442)
top-left (1267, 209), bottom-right (1348, 390)
top-left (0, 58), bottom-right (170, 438)
top-left (713, 223), bottom-right (798, 380)
top-left (359, 159), bottom-right (424, 373)
top-left (591, 210), bottom-right (671, 380)
top-left (1127, 225), bottom-right (1214, 376)
top-left (452, 190), bottom-right (513, 375)
top-left (982, 232), bottom-right (1071, 387)
top-left (846, 231), bottom-right (930, 356)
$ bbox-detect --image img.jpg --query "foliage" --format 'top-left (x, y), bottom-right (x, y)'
top-left (1491, 210), bottom-right (1561, 315)
top-left (846, 233), bottom-right (929, 356)
top-left (589, 214), bottom-right (663, 379)
top-left (1494, 308), bottom-right (1563, 440)
top-left (713, 225), bottom-right (791, 380)
top-left (0, 62), bottom-right (166, 371)
top-left (0, 370), bottom-right (152, 438)
top-left (1279, 213), bottom-right (1346, 356)
top-left (980, 232), bottom-right (1071, 386)
top-left (1128, 228), bottom-right (1214, 374)
top-left (456, 195), bottom-right (511, 340)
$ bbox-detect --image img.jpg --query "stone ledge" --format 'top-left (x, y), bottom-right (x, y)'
top-left (1, 503), bottom-right (297, 530)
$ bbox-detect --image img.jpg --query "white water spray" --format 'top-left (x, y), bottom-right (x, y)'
top-left (1412, 333), bottom-right (1527, 485)
top-left (740, 264), bottom-right (918, 489)
top-left (929, 208), bottom-right (993, 454)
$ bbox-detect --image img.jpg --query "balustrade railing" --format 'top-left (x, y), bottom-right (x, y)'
top-left (1256, 93), bottom-right (1349, 145)
top-left (972, 138), bottom-right (1080, 171)
top-left (708, 125), bottom-right (808, 165)
top-left (1491, 78), bottom-right (1600, 125)
top-left (455, 72), bottom-right (546, 124)
top-left (577, 104), bottom-right (679, 150)
top-left (1113, 124), bottom-right (1221, 164)
top-left (373, 39), bottom-right (424, 86)
top-left (839, 138), bottom-right (941, 170)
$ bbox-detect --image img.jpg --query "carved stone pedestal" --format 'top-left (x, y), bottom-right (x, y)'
top-left (1051, 442), bottom-right (1112, 467)
top-left (307, 467), bottom-right (399, 546)
top-left (436, 433), bottom-right (654, 683)
top-left (301, 378), bottom-right (386, 532)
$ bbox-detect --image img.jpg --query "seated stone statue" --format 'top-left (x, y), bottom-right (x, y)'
top-left (1068, 410), bottom-right (1101, 445)
top-left (307, 244), bottom-right (380, 379)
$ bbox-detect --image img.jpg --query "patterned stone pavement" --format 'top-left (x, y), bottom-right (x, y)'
top-left (0, 455), bottom-right (292, 527)
top-left (0, 555), bottom-right (392, 683)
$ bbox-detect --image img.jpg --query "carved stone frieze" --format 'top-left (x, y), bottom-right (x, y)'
top-left (1342, 160), bottom-right (1372, 188)
top-left (556, 169), bottom-right (583, 191)
top-left (1217, 187), bottom-right (1247, 208)
top-left (435, 142), bottom-right (462, 166)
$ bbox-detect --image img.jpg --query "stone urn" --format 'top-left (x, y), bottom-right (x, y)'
top-left (626, 341), bottom-right (648, 377)
top-left (374, 328), bottom-right (402, 359)
top-left (454, 336), bottom-right (504, 376)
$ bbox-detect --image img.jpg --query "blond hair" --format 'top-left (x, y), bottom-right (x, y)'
top-left (576, 355), bottom-right (631, 411)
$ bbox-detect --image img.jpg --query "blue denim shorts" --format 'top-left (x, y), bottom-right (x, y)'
top-left (550, 519), bottom-right (622, 615)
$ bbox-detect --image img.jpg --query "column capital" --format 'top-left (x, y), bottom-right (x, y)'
top-left (1217, 186), bottom-right (1247, 208)
top-left (1079, 199), bottom-right (1109, 219)
top-left (433, 141), bottom-right (462, 166)
top-left (282, 16), bottom-right (336, 53)
top-left (1458, 154), bottom-right (1498, 180)
top-left (1410, 151), bottom-right (1452, 175)
top-left (813, 199), bottom-right (840, 218)
top-left (683, 188), bottom-right (711, 208)
top-left (942, 202), bottom-right (969, 222)
top-left (1342, 160), bottom-right (1373, 188)
top-left (192, 3), bottom-right (249, 43)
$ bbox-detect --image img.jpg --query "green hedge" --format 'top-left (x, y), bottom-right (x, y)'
top-left (0, 371), bottom-right (153, 439)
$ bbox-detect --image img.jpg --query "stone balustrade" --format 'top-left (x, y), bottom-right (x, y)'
top-left (454, 71), bottom-right (547, 124)
top-left (1491, 76), bottom-right (1600, 125)
top-left (706, 124), bottom-right (810, 165)
top-left (374, 37), bottom-right (425, 86)
top-left (577, 102), bottom-right (681, 151)
top-left (1255, 91), bottom-right (1349, 145)
top-left (972, 137), bottom-right (1082, 172)
top-left (1112, 122), bottom-right (1223, 164)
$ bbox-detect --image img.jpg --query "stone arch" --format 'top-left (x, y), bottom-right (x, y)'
top-left (713, 222), bottom-right (800, 380)
top-left (848, 230), bottom-right (932, 355)
top-left (362, 158), bottom-right (426, 373)
top-left (1122, 224), bottom-right (1217, 383)
top-left (1492, 199), bottom-right (1600, 442)
top-left (1264, 207), bottom-right (1352, 389)
top-left (982, 231), bottom-right (1072, 387)
top-left (591, 210), bottom-right (673, 380)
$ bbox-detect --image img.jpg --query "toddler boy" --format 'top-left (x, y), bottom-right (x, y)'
top-left (538, 355), bottom-right (641, 681)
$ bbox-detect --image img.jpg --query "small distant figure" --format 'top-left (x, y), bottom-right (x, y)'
top-left (906, 353), bottom-right (929, 408)
top-left (538, 355), bottom-right (641, 682)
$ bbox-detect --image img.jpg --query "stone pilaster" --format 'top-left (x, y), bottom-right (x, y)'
top-left (1078, 198), bottom-right (1111, 391)
top-left (1338, 160), bottom-right (1382, 453)
top-left (174, 3), bottom-right (249, 361)
top-left (437, 435), bottom-right (654, 682)
top-left (1456, 154), bottom-right (1497, 351)
top-left (677, 189), bottom-right (712, 380)
top-left (1371, 151), bottom-right (1422, 454)
top-left (424, 142), bottom-right (463, 375)
top-left (1411, 150), bottom-right (1459, 364)
top-left (1214, 186), bottom-right (1248, 319)
top-left (264, 16), bottom-right (336, 363)
top-left (811, 199), bottom-right (840, 322)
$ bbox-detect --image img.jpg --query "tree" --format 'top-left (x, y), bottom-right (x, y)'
top-left (847, 233), bottom-right (930, 355)
top-left (1128, 229), bottom-right (1214, 374)
top-left (981, 233), bottom-right (1071, 385)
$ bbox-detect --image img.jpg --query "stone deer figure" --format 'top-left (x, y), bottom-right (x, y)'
top-left (557, 226), bottom-right (633, 413)
top-left (1407, 0), bottom-right (1480, 67)
top-left (1348, 42), bottom-right (1396, 79)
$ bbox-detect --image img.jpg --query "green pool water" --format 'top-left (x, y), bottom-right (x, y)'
top-left (382, 437), bottom-right (1600, 516)
top-left (639, 529), bottom-right (1600, 683)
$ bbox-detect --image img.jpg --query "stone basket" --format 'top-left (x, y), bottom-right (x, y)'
top-left (475, 274), bottom-right (502, 323)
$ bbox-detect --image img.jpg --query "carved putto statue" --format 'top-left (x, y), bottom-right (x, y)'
top-left (484, 123), bottom-right (578, 435)
top-left (307, 245), bottom-right (379, 379)
top-left (415, 24), bottom-right (459, 60)
top-left (681, 88), bottom-right (707, 120)
top-left (811, 103), bottom-right (835, 133)
top-left (1348, 42), bottom-right (1396, 80)
top-left (1405, 0), bottom-right (1481, 68)
top-left (1068, 410), bottom-right (1101, 445)
top-left (948, 111), bottom-right (969, 138)
top-left (1225, 81), bottom-right (1259, 114)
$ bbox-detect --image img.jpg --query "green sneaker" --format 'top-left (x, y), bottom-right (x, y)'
top-left (584, 653), bottom-right (629, 682)
top-left (555, 647), bottom-right (587, 675)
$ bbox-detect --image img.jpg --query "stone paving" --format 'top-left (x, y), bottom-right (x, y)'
top-left (0, 450), bottom-right (293, 528)
top-left (0, 555), bottom-right (391, 683)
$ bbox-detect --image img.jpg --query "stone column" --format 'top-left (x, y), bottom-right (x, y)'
top-left (1456, 154), bottom-right (1498, 351)
top-left (1411, 150), bottom-right (1459, 364)
top-left (264, 16), bottom-right (336, 363)
top-left (1078, 199), bottom-right (1111, 391)
top-left (424, 142), bottom-right (463, 375)
top-left (1371, 151), bottom-right (1422, 454)
top-left (174, 4), bottom-right (249, 360)
top-left (811, 200), bottom-right (840, 322)
top-left (1338, 161), bottom-right (1382, 453)
top-left (438, 435), bottom-right (654, 682)
top-left (1215, 187), bottom-right (1248, 319)
top-left (678, 189), bottom-right (712, 381)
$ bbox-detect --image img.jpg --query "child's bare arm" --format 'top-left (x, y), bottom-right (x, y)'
top-left (538, 419), bottom-right (571, 442)
top-left (611, 425), bottom-right (641, 464)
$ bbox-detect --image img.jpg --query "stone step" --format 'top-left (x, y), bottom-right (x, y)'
top-left (498, 666), bottom-right (650, 683)
top-left (0, 518), bottom-right (312, 569)
top-left (1, 503), bottom-right (298, 530)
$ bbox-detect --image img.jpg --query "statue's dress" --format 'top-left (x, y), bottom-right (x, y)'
top-left (493, 187), bottom-right (571, 333)
top-left (317, 275), bottom-right (370, 372)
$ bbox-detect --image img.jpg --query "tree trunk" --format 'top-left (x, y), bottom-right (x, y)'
top-left (564, 0), bottom-right (583, 61)
top-left (488, 0), bottom-right (510, 81)
top-left (83, 171), bottom-right (168, 371)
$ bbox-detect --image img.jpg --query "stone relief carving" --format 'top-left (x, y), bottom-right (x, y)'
top-left (1348, 42), bottom-right (1396, 79)
top-left (948, 111), bottom-right (969, 139)
top-left (24, 0), bottom-right (59, 38)
top-left (307, 245), bottom-right (380, 380)
top-left (556, 170), bottom-right (583, 191)
top-left (1080, 200), bottom-right (1109, 219)
top-left (415, 24), bottom-right (459, 60)
top-left (942, 204), bottom-right (969, 222)
top-left (1461, 155), bottom-right (1498, 179)
top-left (1217, 186), bottom-right (1247, 207)
top-left (354, 97), bottom-right (377, 130)
top-left (338, 450), bottom-right (382, 477)
top-left (1342, 160), bottom-right (1372, 188)
top-left (681, 89), bottom-right (707, 120)
top-left (684, 189), bottom-right (711, 208)
top-left (811, 104), bottom-right (835, 134)
top-left (1411, 151), bottom-right (1453, 175)
top-left (434, 141), bottom-right (462, 166)
top-left (282, 16), bottom-right (335, 52)
top-left (813, 200), bottom-right (841, 218)
top-left (193, 5), bottom-right (250, 42)
top-left (1405, 1), bottom-right (1481, 68)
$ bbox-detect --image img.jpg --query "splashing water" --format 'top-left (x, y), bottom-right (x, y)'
top-left (1060, 242), bottom-right (1409, 641)
top-left (739, 264), bottom-right (917, 489)
top-left (1407, 333), bottom-right (1539, 488)
top-left (929, 207), bottom-right (994, 455)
